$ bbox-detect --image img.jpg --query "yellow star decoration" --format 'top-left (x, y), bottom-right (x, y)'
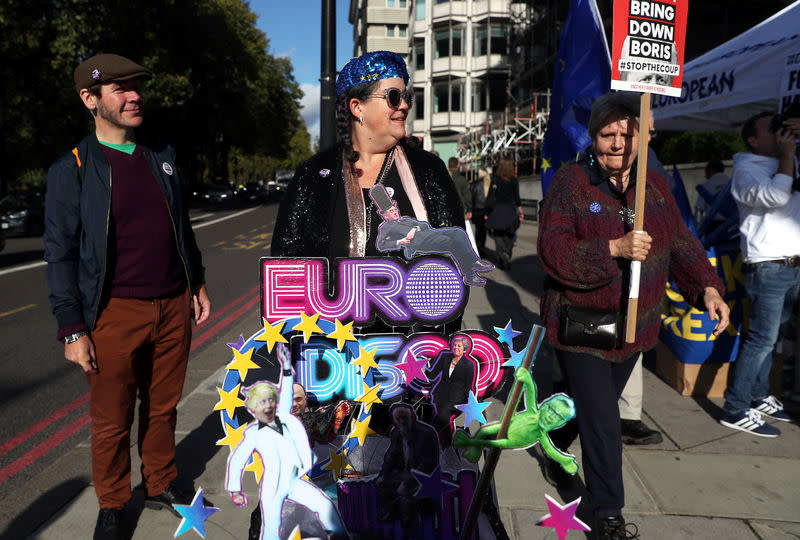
top-left (254, 318), bottom-right (287, 353)
top-left (226, 347), bottom-right (261, 381)
top-left (356, 382), bottom-right (382, 414)
top-left (350, 346), bottom-right (379, 378)
top-left (213, 384), bottom-right (245, 418)
top-left (216, 422), bottom-right (247, 452)
top-left (245, 451), bottom-right (264, 483)
top-left (322, 447), bottom-right (347, 481)
top-left (541, 158), bottom-right (552, 173)
top-left (327, 318), bottom-right (357, 351)
top-left (349, 415), bottom-right (376, 446)
top-left (293, 312), bottom-right (323, 343)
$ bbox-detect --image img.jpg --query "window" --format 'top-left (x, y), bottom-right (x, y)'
top-left (398, 0), bottom-right (407, 7)
top-left (416, 0), bottom-right (425, 20)
top-left (387, 0), bottom-right (395, 6)
top-left (433, 80), bottom-right (463, 112)
top-left (473, 24), bottom-right (507, 55)
top-left (474, 28), bottom-right (488, 56)
top-left (472, 81), bottom-right (486, 111)
top-left (451, 83), bottom-right (462, 112)
top-left (435, 30), bottom-right (450, 58)
top-left (434, 83), bottom-right (448, 113)
top-left (488, 78), bottom-right (506, 111)
top-left (490, 25), bottom-right (507, 55)
top-left (388, 24), bottom-right (407, 37)
top-left (434, 26), bottom-right (463, 58)
top-left (414, 89), bottom-right (425, 120)
top-left (415, 43), bottom-right (425, 70)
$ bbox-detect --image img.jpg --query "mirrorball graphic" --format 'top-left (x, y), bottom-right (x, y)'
top-left (405, 262), bottom-right (463, 318)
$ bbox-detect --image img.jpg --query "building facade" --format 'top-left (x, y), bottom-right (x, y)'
top-left (350, 0), bottom-right (519, 163)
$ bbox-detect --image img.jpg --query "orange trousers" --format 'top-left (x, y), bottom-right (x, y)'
top-left (86, 289), bottom-right (191, 508)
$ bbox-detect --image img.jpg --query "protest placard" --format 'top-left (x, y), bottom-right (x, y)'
top-left (611, 0), bottom-right (689, 97)
top-left (780, 50), bottom-right (800, 113)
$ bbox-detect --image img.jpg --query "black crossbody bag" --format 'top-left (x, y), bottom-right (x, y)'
top-left (559, 305), bottom-right (621, 350)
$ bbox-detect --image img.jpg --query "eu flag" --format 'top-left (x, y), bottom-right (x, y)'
top-left (541, 0), bottom-right (611, 193)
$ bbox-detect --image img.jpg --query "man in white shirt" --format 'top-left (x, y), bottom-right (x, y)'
top-left (719, 112), bottom-right (800, 437)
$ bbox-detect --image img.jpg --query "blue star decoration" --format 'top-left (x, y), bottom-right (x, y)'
top-left (501, 347), bottom-right (526, 370)
top-left (536, 494), bottom-right (590, 540)
top-left (173, 487), bottom-right (220, 538)
top-left (493, 320), bottom-right (521, 347)
top-left (412, 465), bottom-right (458, 504)
top-left (455, 390), bottom-right (491, 426)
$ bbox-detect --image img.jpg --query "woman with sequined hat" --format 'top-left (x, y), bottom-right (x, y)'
top-left (537, 91), bottom-right (729, 540)
top-left (272, 51), bottom-right (465, 268)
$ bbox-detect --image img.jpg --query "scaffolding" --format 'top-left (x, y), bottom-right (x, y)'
top-left (455, 91), bottom-right (550, 176)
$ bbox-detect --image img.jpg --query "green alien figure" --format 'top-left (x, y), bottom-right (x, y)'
top-left (453, 366), bottom-right (578, 474)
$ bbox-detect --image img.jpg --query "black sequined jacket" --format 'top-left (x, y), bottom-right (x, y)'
top-left (271, 140), bottom-right (466, 257)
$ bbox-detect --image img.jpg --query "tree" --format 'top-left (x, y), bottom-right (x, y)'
top-left (0, 0), bottom-right (309, 193)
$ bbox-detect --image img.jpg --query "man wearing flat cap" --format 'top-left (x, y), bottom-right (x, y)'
top-left (44, 53), bottom-right (211, 539)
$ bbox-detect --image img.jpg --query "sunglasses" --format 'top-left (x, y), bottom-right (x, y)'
top-left (369, 87), bottom-right (413, 108)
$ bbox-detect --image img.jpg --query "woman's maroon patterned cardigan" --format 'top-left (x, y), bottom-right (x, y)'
top-left (538, 162), bottom-right (725, 362)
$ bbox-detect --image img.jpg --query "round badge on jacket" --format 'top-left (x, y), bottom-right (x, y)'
top-left (589, 202), bottom-right (602, 213)
top-left (162, 162), bottom-right (174, 175)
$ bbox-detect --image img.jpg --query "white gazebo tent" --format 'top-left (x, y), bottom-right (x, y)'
top-left (653, 1), bottom-right (800, 131)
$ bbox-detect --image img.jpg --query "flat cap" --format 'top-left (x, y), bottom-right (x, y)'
top-left (73, 53), bottom-right (151, 94)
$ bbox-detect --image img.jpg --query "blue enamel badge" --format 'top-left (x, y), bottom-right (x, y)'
top-left (589, 202), bottom-right (602, 214)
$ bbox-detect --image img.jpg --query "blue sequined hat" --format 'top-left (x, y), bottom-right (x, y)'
top-left (336, 51), bottom-right (409, 96)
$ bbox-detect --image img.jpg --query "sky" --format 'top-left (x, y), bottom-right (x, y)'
top-left (251, 0), bottom-right (356, 143)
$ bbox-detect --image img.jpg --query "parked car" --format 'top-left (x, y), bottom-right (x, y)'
top-left (243, 182), bottom-right (269, 202)
top-left (0, 228), bottom-right (5, 252)
top-left (0, 191), bottom-right (46, 236)
top-left (268, 170), bottom-right (293, 198)
top-left (201, 184), bottom-right (236, 205)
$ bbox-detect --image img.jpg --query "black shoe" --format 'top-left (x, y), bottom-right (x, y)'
top-left (498, 253), bottom-right (510, 270)
top-left (597, 516), bottom-right (639, 539)
top-left (144, 481), bottom-right (200, 517)
top-left (621, 419), bottom-right (663, 445)
top-left (94, 508), bottom-right (126, 540)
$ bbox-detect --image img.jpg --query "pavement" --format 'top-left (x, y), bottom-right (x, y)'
top-left (28, 221), bottom-right (800, 540)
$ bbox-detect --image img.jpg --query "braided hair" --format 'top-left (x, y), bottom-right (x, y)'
top-left (336, 80), bottom-right (380, 169)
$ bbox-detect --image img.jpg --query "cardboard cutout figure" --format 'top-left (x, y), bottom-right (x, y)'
top-left (453, 366), bottom-right (578, 474)
top-left (369, 185), bottom-right (493, 286)
top-left (225, 344), bottom-right (348, 540)
top-left (375, 403), bottom-right (440, 530)
top-left (425, 335), bottom-right (479, 446)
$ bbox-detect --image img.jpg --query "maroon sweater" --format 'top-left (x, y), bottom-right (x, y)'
top-left (101, 145), bottom-right (186, 299)
top-left (538, 160), bottom-right (724, 362)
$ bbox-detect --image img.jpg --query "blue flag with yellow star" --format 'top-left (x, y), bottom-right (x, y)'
top-left (541, 0), bottom-right (611, 193)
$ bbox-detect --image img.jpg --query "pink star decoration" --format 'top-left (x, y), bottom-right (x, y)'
top-left (536, 494), bottom-right (590, 540)
top-left (395, 352), bottom-right (429, 384)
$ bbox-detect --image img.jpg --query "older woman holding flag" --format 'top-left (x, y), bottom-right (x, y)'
top-left (538, 91), bottom-right (728, 539)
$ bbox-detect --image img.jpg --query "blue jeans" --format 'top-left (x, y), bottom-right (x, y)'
top-left (723, 261), bottom-right (800, 413)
